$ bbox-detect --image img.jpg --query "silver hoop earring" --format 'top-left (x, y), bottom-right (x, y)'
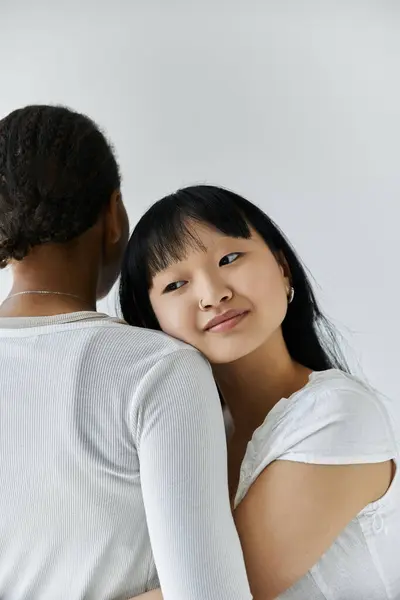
top-left (288, 286), bottom-right (295, 304)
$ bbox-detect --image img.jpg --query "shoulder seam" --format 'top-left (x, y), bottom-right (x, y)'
top-left (129, 347), bottom-right (208, 447)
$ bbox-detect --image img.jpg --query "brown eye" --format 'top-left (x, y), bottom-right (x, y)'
top-left (219, 252), bottom-right (242, 267)
top-left (163, 281), bottom-right (186, 293)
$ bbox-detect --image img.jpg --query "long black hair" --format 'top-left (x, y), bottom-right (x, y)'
top-left (120, 185), bottom-right (348, 373)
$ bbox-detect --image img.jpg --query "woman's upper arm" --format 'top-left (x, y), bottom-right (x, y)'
top-left (135, 349), bottom-right (252, 600)
top-left (130, 590), bottom-right (163, 600)
top-left (234, 459), bottom-right (391, 599)
top-left (233, 382), bottom-right (395, 599)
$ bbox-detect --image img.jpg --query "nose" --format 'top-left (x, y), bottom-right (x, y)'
top-left (198, 277), bottom-right (233, 310)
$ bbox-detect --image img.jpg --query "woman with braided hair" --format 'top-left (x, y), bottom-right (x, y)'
top-left (0, 106), bottom-right (252, 600)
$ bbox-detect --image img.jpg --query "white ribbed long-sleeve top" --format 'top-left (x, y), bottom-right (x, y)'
top-left (0, 312), bottom-right (252, 600)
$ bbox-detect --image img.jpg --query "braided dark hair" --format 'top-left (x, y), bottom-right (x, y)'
top-left (0, 105), bottom-right (120, 268)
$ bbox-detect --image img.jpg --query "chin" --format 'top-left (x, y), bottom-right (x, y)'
top-left (200, 332), bottom-right (268, 365)
top-left (204, 346), bottom-right (253, 365)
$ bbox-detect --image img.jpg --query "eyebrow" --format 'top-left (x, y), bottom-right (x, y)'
top-left (151, 234), bottom-right (254, 279)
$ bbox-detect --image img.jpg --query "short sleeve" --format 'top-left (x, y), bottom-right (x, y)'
top-left (235, 373), bottom-right (397, 507)
top-left (131, 348), bottom-right (252, 600)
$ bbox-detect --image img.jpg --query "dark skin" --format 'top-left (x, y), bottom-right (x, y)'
top-left (0, 193), bottom-right (181, 600)
top-left (0, 191), bottom-right (129, 318)
top-left (0, 191), bottom-right (161, 600)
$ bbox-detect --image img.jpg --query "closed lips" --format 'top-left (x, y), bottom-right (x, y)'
top-left (204, 309), bottom-right (248, 331)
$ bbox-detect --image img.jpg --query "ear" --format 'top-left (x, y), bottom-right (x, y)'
top-left (96, 190), bottom-right (129, 300)
top-left (276, 250), bottom-right (292, 283)
top-left (103, 189), bottom-right (126, 245)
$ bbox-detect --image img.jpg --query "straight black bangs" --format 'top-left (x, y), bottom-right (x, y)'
top-left (133, 186), bottom-right (253, 283)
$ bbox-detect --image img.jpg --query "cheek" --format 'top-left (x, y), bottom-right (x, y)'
top-left (151, 297), bottom-right (196, 343)
top-left (241, 261), bottom-right (287, 315)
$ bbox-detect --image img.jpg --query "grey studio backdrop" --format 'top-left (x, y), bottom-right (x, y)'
top-left (0, 1), bottom-right (398, 399)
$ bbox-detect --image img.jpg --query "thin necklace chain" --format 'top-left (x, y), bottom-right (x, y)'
top-left (3, 290), bottom-right (85, 303)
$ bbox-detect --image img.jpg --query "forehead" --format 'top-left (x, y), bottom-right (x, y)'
top-left (154, 221), bottom-right (270, 273)
top-left (176, 222), bottom-right (265, 257)
top-left (199, 219), bottom-right (269, 243)
top-left (187, 222), bottom-right (232, 248)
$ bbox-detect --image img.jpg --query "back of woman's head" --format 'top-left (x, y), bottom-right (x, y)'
top-left (120, 185), bottom-right (348, 373)
top-left (0, 105), bottom-right (120, 268)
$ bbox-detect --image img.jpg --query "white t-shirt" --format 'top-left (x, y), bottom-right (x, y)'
top-left (0, 312), bottom-right (252, 600)
top-left (235, 369), bottom-right (400, 599)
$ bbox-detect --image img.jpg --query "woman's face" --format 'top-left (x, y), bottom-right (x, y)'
top-left (149, 223), bottom-right (291, 364)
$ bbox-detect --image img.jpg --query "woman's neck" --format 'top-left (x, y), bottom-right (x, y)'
top-left (0, 250), bottom-right (99, 317)
top-left (0, 295), bottom-right (96, 318)
top-left (213, 330), bottom-right (312, 441)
